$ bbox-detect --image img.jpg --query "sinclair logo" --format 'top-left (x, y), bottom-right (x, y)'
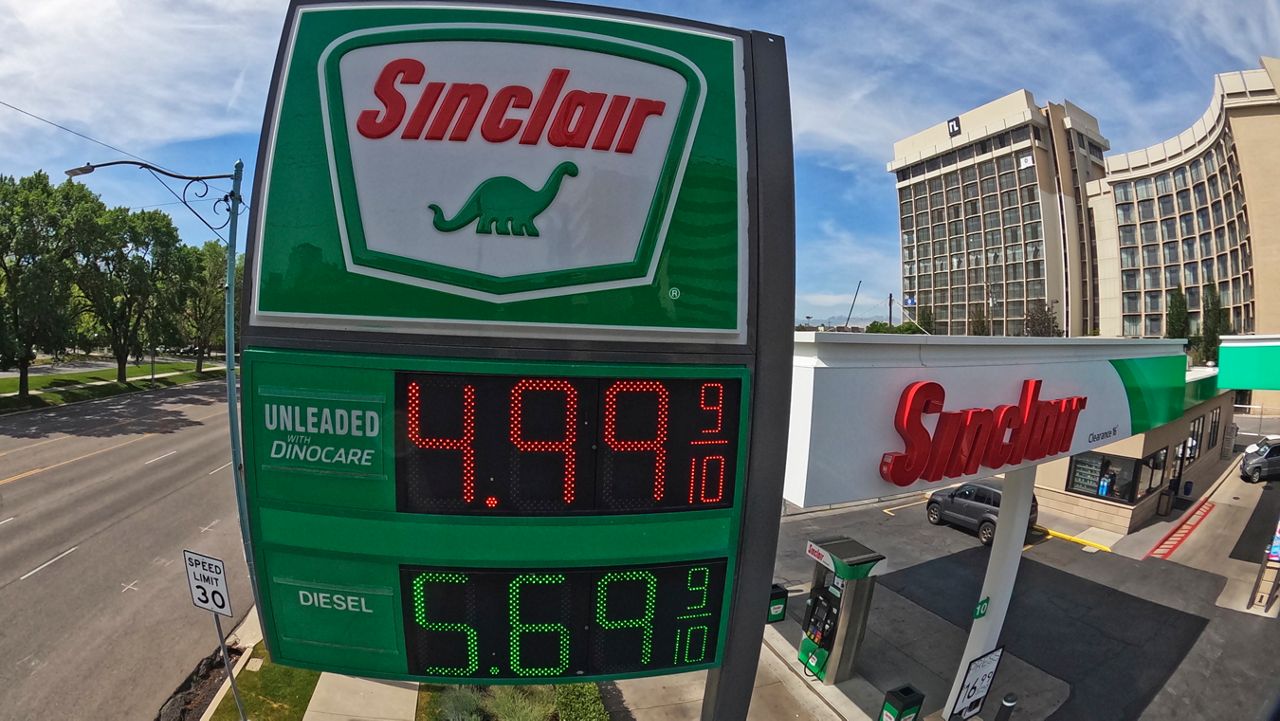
top-left (879, 379), bottom-right (1089, 487)
top-left (318, 26), bottom-right (706, 301)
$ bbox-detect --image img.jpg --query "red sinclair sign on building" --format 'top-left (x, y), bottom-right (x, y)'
top-left (880, 379), bottom-right (1088, 487)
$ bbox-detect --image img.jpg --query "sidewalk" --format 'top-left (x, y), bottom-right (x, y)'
top-left (0, 365), bottom-right (223, 398)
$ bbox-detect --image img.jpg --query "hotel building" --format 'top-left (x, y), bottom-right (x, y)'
top-left (888, 57), bottom-right (1280, 352)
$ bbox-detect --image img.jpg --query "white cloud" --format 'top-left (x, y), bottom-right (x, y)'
top-left (795, 219), bottom-right (901, 321)
top-left (0, 0), bottom-right (284, 167)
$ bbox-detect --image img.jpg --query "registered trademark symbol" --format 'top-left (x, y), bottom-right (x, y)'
top-left (668, 287), bottom-right (681, 300)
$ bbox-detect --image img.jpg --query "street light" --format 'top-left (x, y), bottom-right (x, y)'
top-left (66, 158), bottom-right (250, 721)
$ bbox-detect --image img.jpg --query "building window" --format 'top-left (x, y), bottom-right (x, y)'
top-left (1142, 245), bottom-right (1159, 266)
top-left (1120, 248), bottom-right (1138, 269)
top-left (1140, 222), bottom-right (1158, 243)
top-left (1119, 225), bottom-right (1137, 246)
top-left (1173, 167), bottom-right (1188, 190)
top-left (1143, 268), bottom-right (1161, 288)
top-left (1123, 315), bottom-right (1141, 336)
top-left (1158, 195), bottom-right (1175, 217)
top-left (1163, 241), bottom-right (1179, 264)
top-left (1177, 415), bottom-right (1206, 467)
top-left (1145, 315), bottom-right (1162, 336)
top-left (1208, 408), bottom-right (1221, 449)
top-left (1138, 199), bottom-right (1156, 221)
top-left (1067, 451), bottom-right (1137, 503)
top-left (1123, 293), bottom-right (1140, 313)
top-left (1136, 177), bottom-right (1154, 200)
top-left (1139, 448), bottom-right (1168, 497)
top-left (1114, 182), bottom-right (1134, 201)
top-left (1122, 270), bottom-right (1140, 291)
top-left (1164, 267), bottom-right (1181, 288)
top-left (1156, 173), bottom-right (1174, 194)
top-left (1144, 291), bottom-right (1162, 312)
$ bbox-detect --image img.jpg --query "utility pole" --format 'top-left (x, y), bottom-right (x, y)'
top-left (888, 293), bottom-right (894, 325)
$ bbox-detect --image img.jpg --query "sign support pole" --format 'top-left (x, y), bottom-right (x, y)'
top-left (214, 613), bottom-right (249, 721)
top-left (223, 161), bottom-right (260, 606)
top-left (944, 466), bottom-right (1034, 718)
top-left (701, 30), bottom-right (794, 721)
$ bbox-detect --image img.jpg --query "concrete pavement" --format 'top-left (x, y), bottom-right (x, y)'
top-left (0, 381), bottom-right (249, 721)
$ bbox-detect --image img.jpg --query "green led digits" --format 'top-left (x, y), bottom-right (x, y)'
top-left (686, 566), bottom-right (709, 611)
top-left (596, 571), bottom-right (657, 664)
top-left (508, 574), bottom-right (570, 677)
top-left (411, 572), bottom-right (479, 676)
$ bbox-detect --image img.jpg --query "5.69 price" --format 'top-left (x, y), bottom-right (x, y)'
top-left (399, 560), bottom-right (727, 680)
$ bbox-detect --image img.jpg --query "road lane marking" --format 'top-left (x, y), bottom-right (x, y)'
top-left (208, 462), bottom-right (232, 475)
top-left (882, 495), bottom-right (930, 516)
top-left (0, 516), bottom-right (14, 526)
top-left (0, 435), bottom-right (153, 487)
top-left (200, 519), bottom-right (220, 533)
top-left (144, 450), bottom-right (177, 464)
top-left (20, 546), bottom-right (77, 580)
top-left (121, 580), bottom-right (138, 592)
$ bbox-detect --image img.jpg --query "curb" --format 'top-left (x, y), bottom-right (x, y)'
top-left (1144, 456), bottom-right (1241, 559)
top-left (1033, 525), bottom-right (1113, 553)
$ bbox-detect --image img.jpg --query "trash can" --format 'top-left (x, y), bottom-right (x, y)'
top-left (881, 684), bottom-right (925, 721)
top-left (767, 583), bottom-right (788, 623)
top-left (1182, 480), bottom-right (1194, 496)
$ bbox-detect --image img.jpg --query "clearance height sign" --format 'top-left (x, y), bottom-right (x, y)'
top-left (239, 0), bottom-right (794, 692)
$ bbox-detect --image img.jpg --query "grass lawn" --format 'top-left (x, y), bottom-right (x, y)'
top-left (0, 370), bottom-right (224, 414)
top-left (210, 644), bottom-right (321, 721)
top-left (0, 360), bottom-right (200, 395)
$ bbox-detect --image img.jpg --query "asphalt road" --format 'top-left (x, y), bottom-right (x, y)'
top-left (775, 491), bottom-right (1280, 721)
top-left (0, 381), bottom-right (249, 721)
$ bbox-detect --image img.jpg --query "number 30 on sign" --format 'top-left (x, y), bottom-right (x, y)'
top-left (184, 549), bottom-right (233, 617)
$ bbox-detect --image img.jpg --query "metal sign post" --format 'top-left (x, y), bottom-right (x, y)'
top-left (185, 550), bottom-right (247, 721)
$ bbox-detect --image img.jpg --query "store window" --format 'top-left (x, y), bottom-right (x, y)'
top-left (1208, 408), bottom-right (1221, 449)
top-left (1178, 415), bottom-right (1206, 467)
top-left (1139, 448), bottom-right (1168, 497)
top-left (1067, 451), bottom-right (1137, 503)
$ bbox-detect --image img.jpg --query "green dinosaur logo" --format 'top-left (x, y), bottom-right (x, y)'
top-left (428, 161), bottom-right (579, 237)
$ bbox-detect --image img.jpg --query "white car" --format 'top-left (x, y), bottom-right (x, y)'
top-left (1245, 434), bottom-right (1280, 454)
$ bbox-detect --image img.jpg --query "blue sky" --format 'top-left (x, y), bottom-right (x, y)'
top-left (1, 0), bottom-right (1276, 325)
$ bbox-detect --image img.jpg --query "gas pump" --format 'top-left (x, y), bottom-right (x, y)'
top-left (799, 536), bottom-right (884, 684)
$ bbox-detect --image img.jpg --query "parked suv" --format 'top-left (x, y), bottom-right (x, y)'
top-left (925, 481), bottom-right (1038, 545)
top-left (1241, 440), bottom-right (1280, 483)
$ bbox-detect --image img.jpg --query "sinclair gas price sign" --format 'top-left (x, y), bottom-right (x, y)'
top-left (239, 1), bottom-right (792, 686)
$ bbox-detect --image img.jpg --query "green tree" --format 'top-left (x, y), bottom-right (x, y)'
top-left (969, 304), bottom-right (989, 336)
top-left (864, 320), bottom-right (896, 334)
top-left (1024, 301), bottom-right (1062, 337)
top-left (914, 306), bottom-right (935, 334)
top-left (1199, 286), bottom-right (1228, 363)
top-left (174, 240), bottom-right (228, 372)
top-left (0, 173), bottom-right (89, 397)
top-left (76, 207), bottom-right (182, 382)
top-left (1165, 286), bottom-right (1189, 340)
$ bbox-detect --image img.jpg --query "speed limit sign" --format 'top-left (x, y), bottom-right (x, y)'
top-left (184, 549), bottom-right (233, 617)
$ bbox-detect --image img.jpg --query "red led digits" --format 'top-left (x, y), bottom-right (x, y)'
top-left (604, 381), bottom-right (669, 501)
top-left (687, 455), bottom-right (726, 504)
top-left (510, 379), bottom-right (579, 505)
top-left (408, 381), bottom-right (477, 503)
top-left (699, 383), bottom-right (724, 434)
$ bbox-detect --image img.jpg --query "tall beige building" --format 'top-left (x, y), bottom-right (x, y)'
top-left (887, 92), bottom-right (1109, 336)
top-left (1088, 57), bottom-right (1280, 343)
top-left (889, 57), bottom-right (1280, 346)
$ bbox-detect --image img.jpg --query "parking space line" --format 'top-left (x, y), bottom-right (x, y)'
top-left (0, 516), bottom-right (14, 526)
top-left (882, 495), bottom-right (929, 516)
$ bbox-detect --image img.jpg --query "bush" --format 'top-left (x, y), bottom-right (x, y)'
top-left (554, 683), bottom-right (608, 721)
top-left (438, 686), bottom-right (485, 721)
top-left (483, 684), bottom-right (555, 721)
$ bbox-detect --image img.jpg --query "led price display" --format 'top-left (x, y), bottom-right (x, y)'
top-left (400, 559), bottom-right (727, 679)
top-left (395, 373), bottom-right (742, 514)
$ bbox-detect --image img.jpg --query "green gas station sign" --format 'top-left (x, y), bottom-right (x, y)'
top-left (239, 0), bottom-right (794, 689)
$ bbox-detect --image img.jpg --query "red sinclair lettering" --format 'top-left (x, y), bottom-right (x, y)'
top-left (879, 379), bottom-right (1087, 487)
top-left (356, 60), bottom-right (666, 153)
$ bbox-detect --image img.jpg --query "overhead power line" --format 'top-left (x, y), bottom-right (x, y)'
top-left (0, 98), bottom-right (231, 194)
